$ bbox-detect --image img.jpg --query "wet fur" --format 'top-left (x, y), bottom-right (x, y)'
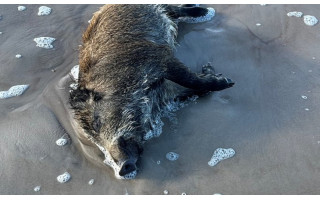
top-left (69, 4), bottom-right (234, 177)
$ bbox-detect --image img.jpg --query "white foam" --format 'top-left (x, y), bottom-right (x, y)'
top-left (57, 172), bottom-right (71, 183)
top-left (166, 152), bottom-right (179, 161)
top-left (33, 186), bottom-right (41, 192)
top-left (15, 54), bottom-right (22, 58)
top-left (69, 83), bottom-right (78, 90)
top-left (88, 179), bottom-right (94, 185)
top-left (163, 190), bottom-right (169, 195)
top-left (0, 32), bottom-right (2, 35)
top-left (0, 85), bottom-right (29, 99)
top-left (181, 192), bottom-right (186, 195)
top-left (287, 11), bottom-right (303, 18)
top-left (33, 37), bottom-right (56, 49)
top-left (256, 23), bottom-right (262, 26)
top-left (303, 15), bottom-right (318, 26)
top-left (260, 4), bottom-right (267, 6)
top-left (208, 148), bottom-right (235, 167)
top-left (70, 65), bottom-right (79, 81)
top-left (56, 138), bottom-right (68, 146)
top-left (38, 6), bottom-right (52, 16)
top-left (178, 7), bottom-right (215, 24)
top-left (301, 95), bottom-right (307, 99)
top-left (18, 6), bottom-right (26, 11)
top-left (156, 160), bottom-right (161, 165)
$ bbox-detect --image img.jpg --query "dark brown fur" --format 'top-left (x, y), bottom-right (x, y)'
top-left (70, 4), bottom-right (234, 178)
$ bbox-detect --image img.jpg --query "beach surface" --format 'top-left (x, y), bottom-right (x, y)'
top-left (0, 4), bottom-right (320, 194)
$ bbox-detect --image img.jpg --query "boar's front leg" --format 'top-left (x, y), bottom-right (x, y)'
top-left (164, 58), bottom-right (234, 93)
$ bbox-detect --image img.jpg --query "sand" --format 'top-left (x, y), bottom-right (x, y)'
top-left (0, 4), bottom-right (320, 194)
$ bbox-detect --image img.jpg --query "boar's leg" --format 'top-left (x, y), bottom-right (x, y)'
top-left (164, 5), bottom-right (209, 19)
top-left (165, 58), bottom-right (234, 96)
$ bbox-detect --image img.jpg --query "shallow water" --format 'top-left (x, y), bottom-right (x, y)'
top-left (1, 4), bottom-right (320, 194)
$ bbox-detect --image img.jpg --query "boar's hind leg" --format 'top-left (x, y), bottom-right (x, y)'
top-left (165, 58), bottom-right (234, 98)
top-left (164, 5), bottom-right (209, 19)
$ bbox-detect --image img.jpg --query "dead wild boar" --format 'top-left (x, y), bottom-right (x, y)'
top-left (69, 4), bottom-right (234, 179)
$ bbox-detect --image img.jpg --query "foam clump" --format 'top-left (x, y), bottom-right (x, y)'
top-left (56, 137), bottom-right (68, 146)
top-left (15, 54), bottom-right (22, 58)
top-left (69, 83), bottom-right (78, 90)
top-left (38, 6), bottom-right (52, 16)
top-left (88, 179), bottom-right (94, 185)
top-left (0, 85), bottom-right (29, 99)
top-left (287, 11), bottom-right (303, 18)
top-left (57, 172), bottom-right (71, 183)
top-left (33, 186), bottom-right (41, 192)
top-left (18, 6), bottom-right (26, 11)
top-left (166, 152), bottom-right (179, 161)
top-left (301, 95), bottom-right (307, 99)
top-left (33, 37), bottom-right (56, 49)
top-left (163, 190), bottom-right (169, 195)
top-left (208, 148), bottom-right (235, 167)
top-left (70, 65), bottom-right (79, 81)
top-left (178, 7), bottom-right (215, 24)
top-left (303, 15), bottom-right (318, 26)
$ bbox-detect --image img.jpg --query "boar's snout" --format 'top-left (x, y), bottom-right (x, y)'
top-left (119, 160), bottom-right (137, 176)
top-left (109, 136), bottom-right (143, 176)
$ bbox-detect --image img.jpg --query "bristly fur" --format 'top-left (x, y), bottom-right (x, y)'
top-left (69, 4), bottom-right (234, 178)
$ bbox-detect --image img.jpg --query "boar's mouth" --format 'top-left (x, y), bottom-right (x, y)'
top-left (119, 159), bottom-right (137, 176)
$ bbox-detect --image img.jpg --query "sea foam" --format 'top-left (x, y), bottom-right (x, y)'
top-left (38, 6), bottom-right (52, 16)
top-left (34, 37), bottom-right (56, 49)
top-left (0, 85), bottom-right (29, 99)
top-left (208, 148), bottom-right (235, 167)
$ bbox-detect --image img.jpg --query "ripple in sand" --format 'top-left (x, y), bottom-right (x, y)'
top-left (166, 152), bottom-right (179, 161)
top-left (18, 6), bottom-right (26, 11)
top-left (34, 37), bottom-right (56, 49)
top-left (0, 85), bottom-right (29, 99)
top-left (38, 6), bottom-right (52, 16)
top-left (304, 15), bottom-right (318, 26)
top-left (208, 148), bottom-right (235, 167)
top-left (57, 172), bottom-right (71, 183)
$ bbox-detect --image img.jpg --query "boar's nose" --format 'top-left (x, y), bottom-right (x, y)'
top-left (119, 160), bottom-right (136, 176)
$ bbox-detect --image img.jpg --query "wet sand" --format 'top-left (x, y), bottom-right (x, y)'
top-left (1, 4), bottom-right (320, 194)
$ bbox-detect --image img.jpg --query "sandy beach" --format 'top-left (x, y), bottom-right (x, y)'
top-left (0, 4), bottom-right (320, 194)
